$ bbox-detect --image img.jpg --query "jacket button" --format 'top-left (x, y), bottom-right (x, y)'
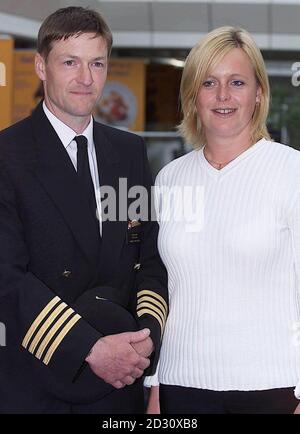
top-left (134, 263), bottom-right (141, 270)
top-left (62, 270), bottom-right (72, 278)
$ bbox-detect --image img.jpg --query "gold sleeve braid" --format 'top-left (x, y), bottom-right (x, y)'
top-left (137, 290), bottom-right (168, 338)
top-left (22, 296), bottom-right (81, 365)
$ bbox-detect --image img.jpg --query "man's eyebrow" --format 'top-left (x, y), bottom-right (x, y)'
top-left (57, 55), bottom-right (107, 60)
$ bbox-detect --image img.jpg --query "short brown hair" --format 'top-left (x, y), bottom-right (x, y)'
top-left (37, 6), bottom-right (113, 60)
top-left (179, 26), bottom-right (270, 148)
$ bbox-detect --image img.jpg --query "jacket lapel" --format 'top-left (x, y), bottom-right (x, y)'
top-left (30, 103), bottom-right (99, 264)
top-left (93, 124), bottom-right (128, 280)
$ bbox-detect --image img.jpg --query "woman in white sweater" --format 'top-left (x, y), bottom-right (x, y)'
top-left (146, 26), bottom-right (300, 414)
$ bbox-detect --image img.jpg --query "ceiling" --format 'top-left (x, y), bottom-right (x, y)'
top-left (0, 0), bottom-right (300, 50)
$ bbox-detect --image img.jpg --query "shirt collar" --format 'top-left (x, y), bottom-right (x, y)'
top-left (43, 101), bottom-right (94, 150)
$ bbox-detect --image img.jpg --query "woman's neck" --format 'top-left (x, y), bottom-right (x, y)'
top-left (204, 135), bottom-right (253, 170)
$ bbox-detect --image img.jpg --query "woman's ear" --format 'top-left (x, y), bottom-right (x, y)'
top-left (256, 86), bottom-right (262, 104)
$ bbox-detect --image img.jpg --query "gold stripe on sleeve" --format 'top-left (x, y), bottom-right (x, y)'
top-left (22, 296), bottom-right (61, 349)
top-left (137, 308), bottom-right (164, 334)
top-left (28, 302), bottom-right (67, 354)
top-left (43, 314), bottom-right (81, 365)
top-left (137, 290), bottom-right (168, 314)
top-left (137, 296), bottom-right (167, 321)
top-left (137, 301), bottom-right (165, 327)
top-left (35, 308), bottom-right (75, 360)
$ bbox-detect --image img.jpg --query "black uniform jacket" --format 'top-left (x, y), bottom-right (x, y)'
top-left (0, 102), bottom-right (168, 408)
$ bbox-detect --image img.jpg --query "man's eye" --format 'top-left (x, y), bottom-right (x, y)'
top-left (93, 62), bottom-right (104, 68)
top-left (64, 60), bottom-right (75, 66)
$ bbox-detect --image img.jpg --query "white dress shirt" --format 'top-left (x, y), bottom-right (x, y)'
top-left (43, 102), bottom-right (102, 234)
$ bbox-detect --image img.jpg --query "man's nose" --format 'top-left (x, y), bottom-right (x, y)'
top-left (77, 65), bottom-right (93, 86)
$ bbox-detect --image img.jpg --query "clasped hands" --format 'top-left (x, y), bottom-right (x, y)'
top-left (85, 328), bottom-right (154, 389)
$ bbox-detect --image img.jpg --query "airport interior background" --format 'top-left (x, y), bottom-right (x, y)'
top-left (1, 0), bottom-right (300, 176)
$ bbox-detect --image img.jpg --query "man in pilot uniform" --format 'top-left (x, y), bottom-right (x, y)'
top-left (0, 6), bottom-right (168, 413)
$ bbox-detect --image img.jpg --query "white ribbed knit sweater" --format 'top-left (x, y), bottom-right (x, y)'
top-left (153, 138), bottom-right (300, 391)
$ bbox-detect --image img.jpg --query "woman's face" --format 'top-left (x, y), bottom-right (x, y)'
top-left (196, 48), bottom-right (261, 144)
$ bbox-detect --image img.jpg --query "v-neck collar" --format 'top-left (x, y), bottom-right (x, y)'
top-left (198, 138), bottom-right (267, 178)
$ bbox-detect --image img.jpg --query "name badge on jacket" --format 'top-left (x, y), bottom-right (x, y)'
top-left (127, 220), bottom-right (142, 244)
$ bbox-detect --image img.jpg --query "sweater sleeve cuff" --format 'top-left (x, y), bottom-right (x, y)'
top-left (144, 364), bottom-right (160, 387)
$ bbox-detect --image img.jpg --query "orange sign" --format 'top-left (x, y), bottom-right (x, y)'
top-left (13, 50), bottom-right (42, 124)
top-left (0, 37), bottom-right (14, 131)
top-left (94, 59), bottom-right (145, 131)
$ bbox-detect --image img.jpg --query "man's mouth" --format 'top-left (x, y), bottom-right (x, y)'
top-left (70, 91), bottom-right (93, 95)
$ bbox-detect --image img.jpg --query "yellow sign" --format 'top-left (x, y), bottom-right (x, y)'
top-left (94, 59), bottom-right (145, 131)
top-left (13, 50), bottom-right (42, 124)
top-left (0, 37), bottom-right (13, 131)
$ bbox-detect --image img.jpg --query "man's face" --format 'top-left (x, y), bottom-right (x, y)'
top-left (35, 33), bottom-right (108, 126)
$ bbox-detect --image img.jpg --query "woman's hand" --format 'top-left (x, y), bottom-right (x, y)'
top-left (146, 385), bottom-right (160, 414)
top-left (294, 402), bottom-right (300, 414)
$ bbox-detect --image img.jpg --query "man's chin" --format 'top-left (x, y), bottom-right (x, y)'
top-left (65, 100), bottom-right (96, 116)
top-left (67, 108), bottom-right (95, 118)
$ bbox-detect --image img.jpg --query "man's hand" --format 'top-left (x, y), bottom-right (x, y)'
top-left (85, 328), bottom-right (151, 389)
top-left (131, 336), bottom-right (154, 358)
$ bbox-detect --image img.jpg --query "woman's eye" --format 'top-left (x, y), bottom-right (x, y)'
top-left (232, 80), bottom-right (244, 86)
top-left (202, 80), bottom-right (215, 87)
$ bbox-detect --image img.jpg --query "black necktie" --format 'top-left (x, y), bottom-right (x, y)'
top-left (75, 135), bottom-right (99, 228)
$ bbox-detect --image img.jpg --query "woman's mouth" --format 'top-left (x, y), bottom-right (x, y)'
top-left (213, 108), bottom-right (236, 115)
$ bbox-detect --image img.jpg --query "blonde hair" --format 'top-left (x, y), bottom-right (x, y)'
top-left (178, 26), bottom-right (271, 148)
